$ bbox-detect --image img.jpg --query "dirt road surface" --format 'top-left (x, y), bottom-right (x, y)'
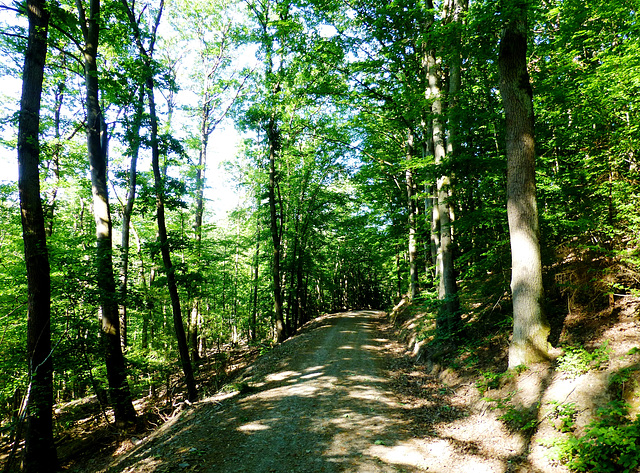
top-left (102, 311), bottom-right (509, 473)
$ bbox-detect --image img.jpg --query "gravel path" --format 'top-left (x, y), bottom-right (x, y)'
top-left (209, 310), bottom-right (411, 473)
top-left (102, 311), bottom-right (505, 473)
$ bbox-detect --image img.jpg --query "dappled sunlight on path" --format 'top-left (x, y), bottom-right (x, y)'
top-left (103, 311), bottom-right (509, 472)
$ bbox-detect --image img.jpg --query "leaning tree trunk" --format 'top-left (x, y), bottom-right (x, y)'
top-left (147, 78), bottom-right (199, 402)
top-left (78, 0), bottom-right (136, 426)
top-left (498, 0), bottom-right (549, 368)
top-left (120, 0), bottom-right (198, 402)
top-left (17, 0), bottom-right (57, 469)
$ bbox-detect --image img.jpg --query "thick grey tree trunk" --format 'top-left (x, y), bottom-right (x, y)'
top-left (427, 47), bottom-right (460, 335)
top-left (498, 1), bottom-right (549, 367)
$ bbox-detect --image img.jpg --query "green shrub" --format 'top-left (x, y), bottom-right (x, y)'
top-left (548, 401), bottom-right (578, 433)
top-left (476, 370), bottom-right (510, 395)
top-left (482, 390), bottom-right (539, 432)
top-left (557, 342), bottom-right (611, 378)
top-left (499, 403), bottom-right (539, 432)
top-left (543, 401), bottom-right (640, 472)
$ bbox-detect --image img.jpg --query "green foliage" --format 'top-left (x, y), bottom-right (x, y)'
top-left (543, 401), bottom-right (640, 473)
top-left (500, 404), bottom-right (540, 433)
top-left (476, 371), bottom-right (511, 395)
top-left (548, 401), bottom-right (578, 433)
top-left (221, 381), bottom-right (252, 394)
top-left (557, 342), bottom-right (611, 378)
top-left (482, 390), bottom-right (539, 432)
top-left (475, 366), bottom-right (526, 395)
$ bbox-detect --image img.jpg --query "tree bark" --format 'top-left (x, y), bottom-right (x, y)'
top-left (119, 0), bottom-right (198, 402)
top-left (268, 117), bottom-right (286, 343)
top-left (78, 0), bottom-right (136, 426)
top-left (45, 78), bottom-right (64, 237)
top-left (427, 43), bottom-right (460, 335)
top-left (119, 87), bottom-right (144, 350)
top-left (189, 90), bottom-right (210, 362)
top-left (251, 217), bottom-right (261, 342)
top-left (405, 130), bottom-right (419, 301)
top-left (147, 78), bottom-right (199, 402)
top-left (498, 1), bottom-right (549, 367)
top-left (18, 0), bottom-right (57, 468)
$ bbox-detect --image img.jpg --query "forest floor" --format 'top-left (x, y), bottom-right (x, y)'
top-left (6, 300), bottom-right (640, 472)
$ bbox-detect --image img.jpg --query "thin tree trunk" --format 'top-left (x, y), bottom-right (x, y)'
top-left (406, 130), bottom-right (419, 301)
top-left (288, 224), bottom-right (299, 333)
top-left (120, 0), bottom-right (197, 402)
top-left (395, 241), bottom-right (402, 301)
top-left (251, 218), bottom-right (260, 342)
top-left (45, 78), bottom-right (64, 238)
top-left (78, 0), bottom-right (136, 426)
top-left (131, 224), bottom-right (151, 349)
top-left (498, 1), bottom-right (549, 367)
top-left (267, 117), bottom-right (286, 343)
top-left (296, 248), bottom-right (305, 325)
top-left (17, 0), bottom-right (57, 468)
top-left (189, 94), bottom-right (209, 362)
top-left (147, 78), bottom-right (198, 402)
top-left (119, 87), bottom-right (144, 350)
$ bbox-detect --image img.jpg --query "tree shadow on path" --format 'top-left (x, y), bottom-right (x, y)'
top-left (103, 311), bottom-right (511, 473)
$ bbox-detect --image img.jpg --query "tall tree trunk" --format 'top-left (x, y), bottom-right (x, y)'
top-left (45, 78), bottom-right (64, 238)
top-left (147, 78), bottom-right (199, 402)
top-left (120, 0), bottom-right (198, 402)
top-left (445, 0), bottom-right (468, 160)
top-left (119, 87), bottom-right (144, 350)
top-left (427, 46), bottom-right (460, 335)
top-left (17, 0), bottom-right (57, 469)
top-left (395, 241), bottom-right (402, 301)
top-left (498, 1), bottom-right (549, 367)
top-left (251, 217), bottom-right (261, 342)
top-left (268, 117), bottom-right (286, 343)
top-left (405, 130), bottom-right (419, 301)
top-left (296, 247), bottom-right (305, 325)
top-left (288, 219), bottom-right (300, 333)
top-left (189, 91), bottom-right (210, 362)
top-left (78, 0), bottom-right (136, 426)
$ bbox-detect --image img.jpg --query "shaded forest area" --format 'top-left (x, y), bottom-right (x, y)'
top-left (2, 0), bottom-right (640, 471)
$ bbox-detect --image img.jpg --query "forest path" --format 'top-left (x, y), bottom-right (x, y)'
top-left (105, 311), bottom-right (504, 473)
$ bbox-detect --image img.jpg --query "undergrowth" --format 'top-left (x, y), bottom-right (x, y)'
top-left (542, 401), bottom-right (640, 473)
top-left (556, 342), bottom-right (611, 378)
